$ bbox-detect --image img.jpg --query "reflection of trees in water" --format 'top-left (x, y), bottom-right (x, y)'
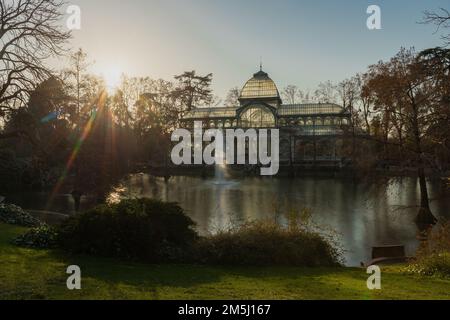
top-left (103, 174), bottom-right (450, 265)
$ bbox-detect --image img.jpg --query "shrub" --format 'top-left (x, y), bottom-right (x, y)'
top-left (13, 225), bottom-right (58, 249)
top-left (0, 203), bottom-right (41, 227)
top-left (0, 149), bottom-right (27, 191)
top-left (406, 253), bottom-right (450, 277)
top-left (56, 200), bottom-right (341, 267)
top-left (195, 219), bottom-right (342, 267)
top-left (57, 198), bottom-right (198, 262)
top-left (406, 222), bottom-right (450, 277)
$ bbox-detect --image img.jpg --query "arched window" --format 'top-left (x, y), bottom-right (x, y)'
top-left (224, 120), bottom-right (231, 128)
top-left (239, 106), bottom-right (275, 128)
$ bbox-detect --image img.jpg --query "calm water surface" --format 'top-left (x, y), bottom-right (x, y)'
top-left (111, 174), bottom-right (450, 266)
top-left (7, 174), bottom-right (450, 266)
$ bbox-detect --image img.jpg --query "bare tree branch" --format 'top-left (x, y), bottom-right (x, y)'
top-left (0, 0), bottom-right (71, 114)
top-left (422, 8), bottom-right (450, 45)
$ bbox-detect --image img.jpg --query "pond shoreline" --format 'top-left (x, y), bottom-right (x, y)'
top-left (140, 164), bottom-right (450, 179)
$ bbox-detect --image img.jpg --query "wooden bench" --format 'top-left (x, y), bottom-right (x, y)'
top-left (364, 245), bottom-right (412, 267)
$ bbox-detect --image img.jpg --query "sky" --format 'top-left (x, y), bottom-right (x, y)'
top-left (59, 0), bottom-right (449, 100)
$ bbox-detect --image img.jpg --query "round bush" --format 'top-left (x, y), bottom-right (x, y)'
top-left (57, 198), bottom-right (198, 262)
top-left (14, 225), bottom-right (58, 249)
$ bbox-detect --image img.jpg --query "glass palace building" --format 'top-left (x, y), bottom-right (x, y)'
top-left (180, 69), bottom-right (351, 166)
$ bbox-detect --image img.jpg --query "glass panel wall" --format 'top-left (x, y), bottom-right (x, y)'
top-left (239, 106), bottom-right (276, 128)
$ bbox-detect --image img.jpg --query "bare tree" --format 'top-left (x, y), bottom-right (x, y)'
top-left (224, 87), bottom-right (240, 107)
top-left (423, 8), bottom-right (450, 45)
top-left (337, 78), bottom-right (359, 109)
top-left (314, 81), bottom-right (337, 103)
top-left (64, 48), bottom-right (92, 121)
top-left (359, 73), bottom-right (374, 134)
top-left (209, 94), bottom-right (222, 108)
top-left (299, 89), bottom-right (315, 103)
top-left (0, 0), bottom-right (71, 116)
top-left (282, 85), bottom-right (299, 104)
top-left (337, 77), bottom-right (361, 158)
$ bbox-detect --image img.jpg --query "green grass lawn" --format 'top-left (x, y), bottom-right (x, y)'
top-left (1, 223), bottom-right (449, 300)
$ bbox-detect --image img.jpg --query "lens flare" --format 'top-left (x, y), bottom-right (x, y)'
top-left (45, 92), bottom-right (107, 210)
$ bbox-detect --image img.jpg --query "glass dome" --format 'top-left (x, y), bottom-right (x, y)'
top-left (239, 70), bottom-right (280, 100)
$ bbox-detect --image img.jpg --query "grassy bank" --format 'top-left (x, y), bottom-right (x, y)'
top-left (1, 223), bottom-right (449, 300)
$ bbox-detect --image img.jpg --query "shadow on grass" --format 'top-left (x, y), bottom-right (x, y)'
top-left (50, 249), bottom-right (355, 289)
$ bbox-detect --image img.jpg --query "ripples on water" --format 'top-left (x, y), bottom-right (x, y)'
top-left (6, 174), bottom-right (450, 266)
top-left (109, 174), bottom-right (450, 266)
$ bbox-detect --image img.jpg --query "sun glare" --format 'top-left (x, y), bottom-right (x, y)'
top-left (103, 68), bottom-right (122, 94)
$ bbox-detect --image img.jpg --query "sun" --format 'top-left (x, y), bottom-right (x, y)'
top-left (103, 68), bottom-right (122, 94)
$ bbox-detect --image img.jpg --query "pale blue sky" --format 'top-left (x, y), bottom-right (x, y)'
top-left (63, 0), bottom-right (449, 99)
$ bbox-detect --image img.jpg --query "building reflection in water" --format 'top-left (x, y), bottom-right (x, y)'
top-left (111, 175), bottom-right (450, 266)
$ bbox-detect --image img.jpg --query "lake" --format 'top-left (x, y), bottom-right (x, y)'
top-left (6, 174), bottom-right (450, 266)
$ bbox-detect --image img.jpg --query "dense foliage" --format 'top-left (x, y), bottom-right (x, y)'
top-left (13, 225), bottom-right (58, 249)
top-left (406, 222), bottom-right (450, 277)
top-left (57, 198), bottom-right (198, 262)
top-left (0, 204), bottom-right (40, 227)
top-left (53, 199), bottom-right (342, 266)
top-left (407, 253), bottom-right (450, 277)
top-left (196, 220), bottom-right (342, 267)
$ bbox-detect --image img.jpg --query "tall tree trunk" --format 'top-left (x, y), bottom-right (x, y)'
top-left (411, 100), bottom-right (437, 226)
top-left (416, 164), bottom-right (437, 225)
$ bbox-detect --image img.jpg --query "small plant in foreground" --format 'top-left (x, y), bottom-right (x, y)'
top-left (13, 224), bottom-right (58, 249)
top-left (405, 222), bottom-right (450, 277)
